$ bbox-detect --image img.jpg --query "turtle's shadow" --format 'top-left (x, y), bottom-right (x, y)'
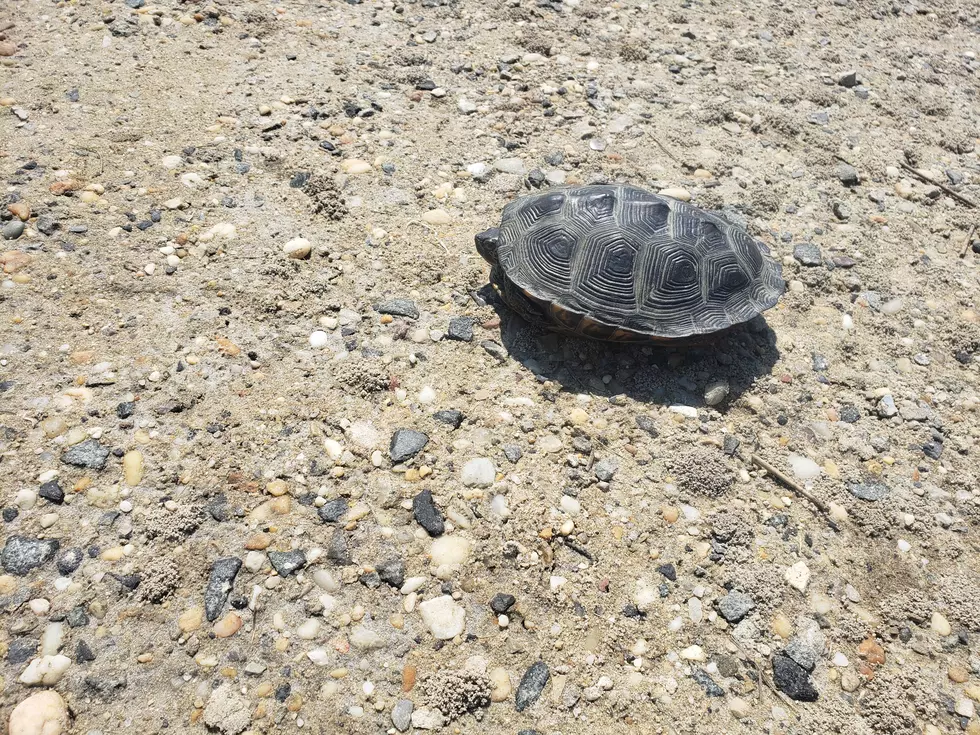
top-left (478, 284), bottom-right (781, 408)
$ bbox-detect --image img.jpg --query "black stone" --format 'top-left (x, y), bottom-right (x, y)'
top-left (2, 508), bottom-right (17, 522)
top-left (76, 640), bottom-right (96, 663)
top-left (923, 442), bottom-right (943, 460)
top-left (7, 638), bottom-right (37, 664)
top-left (412, 490), bottom-right (444, 537)
top-left (36, 216), bottom-right (60, 236)
top-left (389, 429), bottom-right (429, 462)
top-left (635, 414), bottom-right (658, 437)
top-left (56, 547), bottom-right (84, 575)
top-left (1, 535), bottom-right (59, 576)
top-left (289, 172), bottom-right (310, 188)
top-left (39, 480), bottom-right (64, 504)
top-left (268, 550), bottom-right (306, 577)
top-left (205, 557), bottom-right (242, 622)
top-left (691, 668), bottom-right (724, 697)
top-left (527, 168), bottom-right (546, 187)
top-left (318, 499), bottom-right (348, 523)
top-left (772, 654), bottom-right (818, 701)
top-left (447, 316), bottom-right (474, 342)
top-left (112, 573), bottom-right (141, 590)
top-left (722, 435), bottom-right (740, 456)
top-left (836, 162), bottom-right (859, 186)
top-left (378, 299), bottom-right (420, 320)
top-left (490, 593), bottom-right (516, 614)
top-left (433, 409), bottom-right (464, 429)
top-left (657, 563), bottom-right (677, 582)
top-left (116, 401), bottom-right (136, 419)
top-left (515, 661), bottom-right (550, 711)
top-left (793, 243), bottom-right (822, 267)
top-left (376, 556), bottom-right (405, 588)
top-left (62, 439), bottom-right (110, 470)
top-left (839, 405), bottom-right (861, 423)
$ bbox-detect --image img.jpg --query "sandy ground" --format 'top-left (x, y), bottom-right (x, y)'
top-left (2, 0), bottom-right (980, 733)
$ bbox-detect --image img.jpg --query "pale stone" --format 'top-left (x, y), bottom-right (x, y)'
top-left (785, 561), bottom-right (811, 592)
top-left (283, 237), bottom-right (312, 259)
top-left (489, 667), bottom-right (512, 702)
top-left (632, 579), bottom-right (659, 613)
top-left (179, 607), bottom-right (204, 632)
top-left (350, 626), bottom-right (385, 650)
top-left (341, 159), bottom-right (372, 174)
top-left (659, 187), bottom-right (692, 201)
top-left (461, 458), bottom-right (495, 487)
top-left (8, 690), bottom-right (70, 735)
top-left (419, 595), bottom-right (466, 639)
top-left (931, 611), bottom-right (952, 636)
top-left (421, 209), bottom-right (451, 225)
top-left (123, 450), bottom-right (143, 486)
top-left (19, 655), bottom-right (71, 685)
top-left (429, 536), bottom-right (470, 567)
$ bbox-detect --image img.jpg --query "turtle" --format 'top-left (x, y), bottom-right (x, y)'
top-left (474, 184), bottom-right (785, 343)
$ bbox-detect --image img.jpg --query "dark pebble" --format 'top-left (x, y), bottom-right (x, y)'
top-left (657, 563), bottom-right (677, 582)
top-left (268, 550), bottom-right (306, 577)
top-left (836, 162), bottom-right (859, 185)
top-left (318, 498), bottom-right (348, 523)
top-left (378, 299), bottom-right (420, 320)
top-left (811, 353), bottom-right (829, 371)
top-left (112, 573), bottom-right (141, 590)
top-left (376, 556), bottom-right (406, 588)
top-left (722, 435), bottom-right (740, 456)
top-left (839, 405), bottom-right (861, 423)
top-left (481, 340), bottom-right (508, 362)
top-left (62, 439), bottom-right (110, 470)
top-left (53, 548), bottom-right (82, 576)
top-left (389, 428), bottom-right (429, 462)
top-left (635, 414), bottom-right (658, 436)
top-left (66, 605), bottom-right (90, 628)
top-left (359, 571), bottom-right (381, 588)
top-left (772, 654), bottom-right (819, 701)
top-left (36, 216), bottom-right (60, 236)
top-left (691, 668), bottom-right (724, 697)
top-left (76, 639), bottom-right (96, 663)
top-left (39, 480), bottom-right (65, 505)
top-left (793, 243), bottom-right (822, 267)
top-left (2, 221), bottom-right (25, 240)
top-left (490, 593), bottom-right (516, 614)
top-left (326, 530), bottom-right (352, 565)
top-left (502, 444), bottom-right (522, 463)
top-left (205, 557), bottom-right (243, 622)
top-left (849, 481), bottom-right (889, 501)
top-left (1, 535), bottom-right (60, 576)
top-left (2, 508), bottom-right (17, 522)
top-left (447, 316), bottom-right (474, 342)
top-left (923, 442), bottom-right (943, 460)
top-left (433, 409), bottom-right (464, 429)
top-left (412, 490), bottom-right (445, 537)
top-left (515, 661), bottom-right (550, 712)
top-left (290, 172), bottom-right (310, 188)
top-left (116, 401), bottom-right (136, 419)
top-left (7, 639), bottom-right (37, 664)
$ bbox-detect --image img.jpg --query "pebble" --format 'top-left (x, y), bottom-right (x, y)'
top-left (318, 499), bottom-right (348, 523)
top-left (447, 316), bottom-right (474, 342)
top-left (593, 457), bottom-right (619, 481)
top-left (718, 591), bottom-right (756, 623)
top-left (341, 159), bottom-right (372, 174)
top-left (2, 221), bottom-right (25, 240)
top-left (418, 595), bottom-right (466, 639)
top-left (203, 683), bottom-right (250, 735)
top-left (283, 237), bottom-right (312, 259)
top-left (205, 557), bottom-right (242, 622)
top-left (2, 536), bottom-right (59, 576)
top-left (461, 457), bottom-right (495, 487)
top-left (788, 455), bottom-right (821, 481)
top-left (931, 612), bottom-right (952, 636)
top-left (389, 429), bottom-right (429, 462)
top-left (392, 700), bottom-right (413, 732)
top-left (849, 481), bottom-right (889, 501)
top-left (8, 690), bottom-right (70, 735)
top-left (377, 557), bottom-right (406, 588)
top-left (784, 561), bottom-right (810, 593)
top-left (771, 654), bottom-right (818, 701)
top-left (412, 490), bottom-right (445, 537)
top-left (836, 161), bottom-right (859, 185)
top-left (494, 158), bottom-right (526, 176)
top-left (433, 409), bottom-right (464, 429)
top-left (309, 331), bottom-right (329, 349)
top-left (268, 550), bottom-right (306, 577)
top-left (537, 435), bottom-right (563, 453)
top-left (704, 380), bottom-right (729, 406)
top-left (213, 613), bottom-right (243, 638)
top-left (515, 661), bottom-right (550, 712)
top-left (61, 439), bottom-right (109, 469)
top-left (379, 299), bottom-right (420, 320)
top-left (411, 707), bottom-right (446, 730)
top-left (19, 655), bottom-right (71, 685)
top-left (421, 209), bottom-right (451, 225)
top-left (659, 187), bottom-right (691, 202)
top-left (793, 243), bottom-right (822, 267)
top-left (429, 536), bottom-right (470, 567)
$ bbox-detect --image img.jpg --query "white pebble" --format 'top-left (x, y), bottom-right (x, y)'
top-left (461, 458), bottom-right (495, 488)
top-left (309, 331), bottom-right (329, 349)
top-left (419, 595), bottom-right (466, 639)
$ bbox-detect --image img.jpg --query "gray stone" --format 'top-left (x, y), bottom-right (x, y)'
top-left (7, 638), bottom-right (36, 664)
top-left (56, 547), bottom-right (84, 575)
top-left (515, 661), bottom-right (550, 711)
top-left (594, 457), bottom-right (620, 482)
top-left (378, 299), bottom-right (419, 320)
top-left (838, 70), bottom-right (858, 88)
top-left (412, 490), bottom-right (444, 537)
top-left (718, 591), bottom-right (756, 623)
top-left (849, 481), bottom-right (889, 501)
top-left (502, 444), bottom-right (522, 463)
top-left (267, 550), bottom-right (306, 577)
top-left (481, 340), bottom-right (507, 362)
top-left (318, 498), bottom-right (348, 523)
top-left (376, 556), bottom-right (405, 588)
top-left (392, 699), bottom-right (413, 732)
top-left (899, 402), bottom-right (932, 422)
top-left (561, 682), bottom-right (582, 708)
top-left (205, 557), bottom-right (242, 622)
top-left (793, 243), bottom-right (822, 267)
top-left (876, 395), bottom-right (897, 418)
top-left (1, 535), bottom-right (59, 576)
top-left (447, 317), bottom-right (474, 342)
top-left (327, 530), bottom-right (352, 565)
top-left (38, 480), bottom-right (64, 504)
top-left (490, 592), bottom-right (516, 614)
top-left (836, 162), bottom-right (859, 186)
top-left (2, 221), bottom-right (25, 240)
top-left (691, 668), bottom-right (724, 697)
top-left (772, 654), bottom-right (818, 701)
top-left (62, 439), bottom-right (110, 469)
top-left (432, 409), bottom-right (464, 429)
top-left (35, 216), bottom-right (59, 236)
top-left (389, 429), bottom-right (429, 462)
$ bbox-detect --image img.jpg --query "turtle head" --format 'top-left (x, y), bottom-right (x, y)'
top-left (475, 227), bottom-right (501, 266)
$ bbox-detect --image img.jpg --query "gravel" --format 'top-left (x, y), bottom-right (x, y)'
top-left (204, 557), bottom-right (242, 622)
top-left (61, 439), bottom-right (110, 470)
top-left (412, 490), bottom-right (445, 537)
top-left (1, 536), bottom-right (60, 576)
top-left (515, 661), bottom-right (550, 712)
top-left (389, 429), bottom-right (429, 463)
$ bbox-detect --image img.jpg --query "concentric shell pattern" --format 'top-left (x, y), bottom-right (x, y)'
top-left (495, 184), bottom-right (785, 339)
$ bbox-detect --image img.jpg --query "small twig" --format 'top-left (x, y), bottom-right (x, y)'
top-left (750, 454), bottom-right (830, 514)
top-left (899, 161), bottom-right (977, 209)
top-left (586, 447), bottom-right (595, 471)
top-left (960, 223), bottom-right (977, 259)
top-left (652, 137), bottom-right (683, 167)
top-left (408, 221), bottom-right (450, 254)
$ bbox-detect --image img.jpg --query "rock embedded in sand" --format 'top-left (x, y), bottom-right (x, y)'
top-left (8, 690), bottom-right (70, 735)
top-left (419, 595), bottom-right (466, 639)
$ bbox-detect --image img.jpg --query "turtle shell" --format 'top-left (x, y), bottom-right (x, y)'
top-left (491, 184), bottom-right (785, 340)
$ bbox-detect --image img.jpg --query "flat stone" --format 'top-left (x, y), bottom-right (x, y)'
top-left (793, 243), bottom-right (822, 267)
top-left (267, 550), bottom-right (306, 577)
top-left (838, 71), bottom-right (858, 88)
top-left (594, 457), bottom-right (620, 482)
top-left (411, 707), bottom-right (446, 730)
top-left (849, 481), bottom-right (889, 501)
top-left (691, 668), bottom-right (724, 697)
top-left (326, 530), bottom-right (352, 565)
top-left (318, 499), bottom-right (348, 523)
top-left (432, 409), bottom-right (464, 429)
top-left (418, 595), bottom-right (466, 639)
top-left (203, 683), bottom-right (251, 735)
top-left (447, 317), bottom-right (474, 342)
top-left (836, 162), bottom-right (859, 185)
top-left (772, 654), bottom-right (818, 701)
top-left (876, 395), bottom-right (897, 417)
top-left (2, 221), bottom-right (25, 240)
top-left (412, 490), bottom-right (445, 537)
top-left (515, 661), bottom-right (550, 711)
top-left (502, 444), bottom-right (522, 463)
top-left (61, 439), bottom-right (109, 470)
top-left (38, 481), bottom-right (64, 505)
top-left (461, 457), bottom-right (495, 487)
top-left (389, 429), bottom-right (429, 462)
top-left (205, 557), bottom-right (242, 622)
top-left (378, 299), bottom-right (419, 320)
top-left (718, 591), bottom-right (756, 623)
top-left (392, 699), bottom-right (413, 732)
top-left (2, 536), bottom-right (59, 576)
